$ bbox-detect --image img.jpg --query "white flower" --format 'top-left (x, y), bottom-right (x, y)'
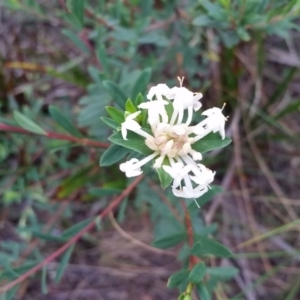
top-left (120, 159), bottom-right (143, 177)
top-left (164, 157), bottom-right (214, 201)
top-left (118, 79), bottom-right (227, 200)
top-left (147, 83), bottom-right (171, 101)
top-left (200, 105), bottom-right (227, 140)
top-left (138, 99), bottom-right (169, 126)
top-left (121, 111), bottom-right (153, 140)
top-left (121, 111), bottom-right (141, 140)
top-left (167, 78), bottom-right (203, 126)
top-left (119, 153), bottom-right (158, 177)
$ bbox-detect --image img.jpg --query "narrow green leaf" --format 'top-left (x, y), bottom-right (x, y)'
top-left (131, 68), bottom-right (152, 99)
top-left (237, 27), bottom-right (250, 41)
top-left (62, 218), bottom-right (93, 239)
top-left (30, 230), bottom-right (66, 242)
top-left (58, 166), bottom-right (93, 198)
top-left (100, 144), bottom-right (129, 166)
top-left (108, 131), bottom-right (152, 155)
top-left (41, 265), bottom-right (48, 294)
top-left (105, 106), bottom-right (124, 123)
top-left (152, 232), bottom-right (187, 249)
top-left (60, 12), bottom-right (82, 31)
top-left (4, 286), bottom-right (18, 300)
top-left (196, 237), bottom-right (232, 258)
top-left (188, 262), bottom-right (207, 283)
top-left (125, 98), bottom-right (137, 113)
top-left (66, 0), bottom-right (85, 26)
top-left (192, 132), bottom-right (231, 153)
top-left (192, 15), bottom-right (214, 26)
top-left (103, 81), bottom-right (128, 107)
top-left (96, 45), bottom-right (109, 76)
top-left (167, 269), bottom-right (190, 289)
top-left (190, 242), bottom-right (203, 256)
top-left (101, 117), bottom-right (119, 129)
top-left (196, 282), bottom-right (211, 300)
top-left (265, 67), bottom-right (297, 110)
top-left (156, 166), bottom-right (173, 189)
top-left (275, 100), bottom-right (300, 120)
top-left (13, 111), bottom-right (46, 135)
top-left (206, 267), bottom-right (239, 279)
top-left (62, 29), bottom-right (90, 54)
top-left (0, 262), bottom-right (38, 281)
top-left (49, 106), bottom-right (82, 138)
top-left (135, 93), bottom-right (145, 107)
top-left (55, 244), bottom-right (75, 283)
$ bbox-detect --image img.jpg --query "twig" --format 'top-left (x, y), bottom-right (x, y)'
top-left (0, 175), bottom-right (144, 294)
top-left (108, 211), bottom-right (175, 257)
top-left (0, 123), bottom-right (109, 149)
top-left (182, 202), bottom-right (199, 268)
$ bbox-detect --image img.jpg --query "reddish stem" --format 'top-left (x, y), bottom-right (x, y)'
top-left (0, 123), bottom-right (109, 149)
top-left (0, 175), bottom-right (143, 294)
top-left (182, 202), bottom-right (199, 268)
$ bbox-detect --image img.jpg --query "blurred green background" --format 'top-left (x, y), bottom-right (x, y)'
top-left (1, 1), bottom-right (300, 299)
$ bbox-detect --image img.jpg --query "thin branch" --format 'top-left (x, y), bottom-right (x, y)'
top-left (182, 202), bottom-right (199, 268)
top-left (0, 123), bottom-right (109, 149)
top-left (0, 175), bottom-right (144, 294)
top-left (108, 211), bottom-right (175, 257)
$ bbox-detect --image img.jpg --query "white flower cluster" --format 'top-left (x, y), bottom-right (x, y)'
top-left (120, 78), bottom-right (227, 201)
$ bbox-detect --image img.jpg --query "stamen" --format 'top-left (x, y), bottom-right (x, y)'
top-left (193, 198), bottom-right (200, 208)
top-left (221, 103), bottom-right (226, 110)
top-left (177, 76), bottom-right (185, 87)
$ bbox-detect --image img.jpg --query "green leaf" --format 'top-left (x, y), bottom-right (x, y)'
top-left (192, 133), bottom-right (231, 153)
top-left (96, 45), bottom-right (109, 76)
top-left (55, 244), bottom-right (75, 283)
top-left (196, 282), bottom-right (211, 300)
top-left (103, 81), bottom-right (128, 107)
top-left (49, 106), bottom-right (82, 138)
top-left (196, 237), bottom-right (232, 258)
top-left (62, 218), bottom-right (93, 239)
top-left (58, 166), bottom-right (93, 198)
top-left (4, 286), bottom-right (18, 300)
top-left (206, 267), bottom-right (239, 279)
top-left (41, 265), bottom-right (48, 294)
top-left (0, 144), bottom-right (7, 162)
top-left (30, 230), bottom-right (66, 242)
top-left (61, 12), bottom-right (82, 31)
top-left (167, 269), bottom-right (190, 289)
top-left (13, 111), bottom-right (46, 135)
top-left (237, 27), bottom-right (251, 41)
top-left (105, 106), bottom-right (124, 123)
top-left (135, 93), bottom-right (145, 107)
top-left (188, 262), bottom-right (207, 283)
top-left (62, 29), bottom-right (90, 54)
top-left (66, 0), bottom-right (85, 27)
top-left (265, 67), bottom-right (297, 110)
top-left (108, 131), bottom-right (152, 155)
top-left (100, 117), bottom-right (119, 129)
top-left (152, 231), bottom-right (187, 249)
top-left (156, 165), bottom-right (173, 189)
top-left (131, 68), bottom-right (152, 99)
top-left (125, 98), bottom-right (137, 113)
top-left (275, 100), bottom-right (300, 120)
top-left (100, 144), bottom-right (129, 166)
top-left (192, 15), bottom-right (214, 26)
top-left (190, 242), bottom-right (203, 256)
